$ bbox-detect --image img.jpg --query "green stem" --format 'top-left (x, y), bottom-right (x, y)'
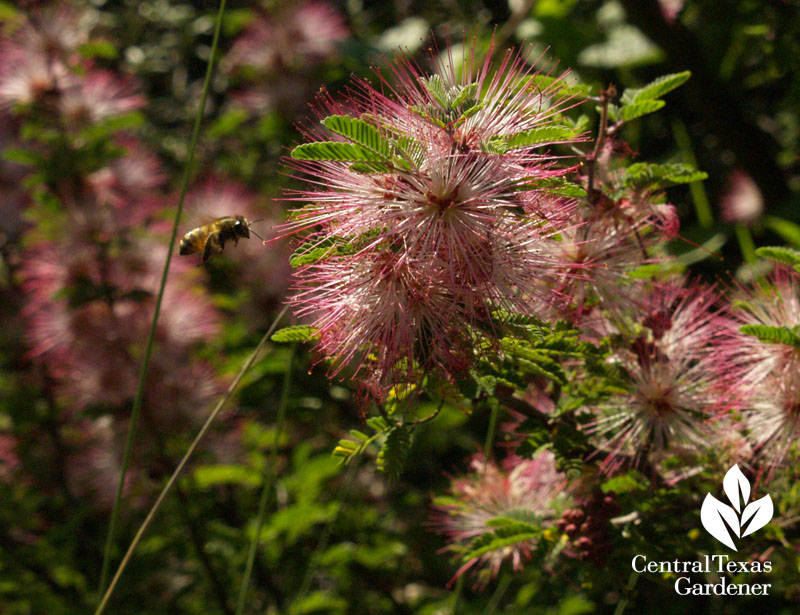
top-left (483, 401), bottom-right (500, 461)
top-left (735, 222), bottom-right (758, 264)
top-left (672, 118), bottom-right (713, 228)
top-left (92, 305), bottom-right (288, 615)
top-left (482, 573), bottom-right (511, 615)
top-left (613, 570), bottom-right (640, 615)
top-left (98, 0), bottom-right (228, 598)
top-left (234, 345), bottom-right (296, 615)
top-left (451, 574), bottom-right (465, 615)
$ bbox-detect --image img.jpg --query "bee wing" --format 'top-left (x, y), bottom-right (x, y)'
top-left (202, 233), bottom-right (223, 264)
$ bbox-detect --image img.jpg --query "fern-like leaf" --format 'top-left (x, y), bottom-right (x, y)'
top-left (755, 246), bottom-right (800, 267)
top-left (321, 115), bottom-right (393, 158)
top-left (620, 71), bottom-right (691, 105)
top-left (291, 141), bottom-right (387, 162)
top-left (739, 324), bottom-right (800, 347)
top-left (271, 325), bottom-right (318, 343)
top-left (377, 425), bottom-right (411, 482)
top-left (620, 99), bottom-right (665, 121)
top-left (622, 162), bottom-right (707, 190)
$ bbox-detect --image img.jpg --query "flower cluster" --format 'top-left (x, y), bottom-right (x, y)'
top-left (285, 42), bottom-right (584, 398)
top-left (224, 0), bottom-right (348, 116)
top-left (583, 282), bottom-right (743, 473)
top-left (432, 451), bottom-right (567, 584)
top-left (728, 270), bottom-right (800, 477)
top-left (1, 3), bottom-right (228, 506)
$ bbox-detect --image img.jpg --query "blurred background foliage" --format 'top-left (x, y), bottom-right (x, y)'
top-left (0, 0), bottom-right (798, 614)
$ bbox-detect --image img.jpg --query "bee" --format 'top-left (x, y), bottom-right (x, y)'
top-left (179, 216), bottom-right (264, 263)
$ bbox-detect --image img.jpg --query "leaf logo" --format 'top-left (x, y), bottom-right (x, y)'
top-left (701, 465), bottom-right (773, 551)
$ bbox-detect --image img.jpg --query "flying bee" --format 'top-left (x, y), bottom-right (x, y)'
top-left (179, 216), bottom-right (264, 263)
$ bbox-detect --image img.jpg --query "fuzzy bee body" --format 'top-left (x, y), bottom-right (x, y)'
top-left (179, 215), bottom-right (252, 263)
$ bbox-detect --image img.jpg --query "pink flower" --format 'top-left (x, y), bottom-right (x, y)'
top-left (0, 42), bottom-right (66, 110)
top-left (226, 1), bottom-right (347, 73)
top-left (432, 451), bottom-right (567, 585)
top-left (284, 40), bottom-right (582, 398)
top-left (720, 170), bottom-right (764, 225)
top-left (728, 270), bottom-right (800, 476)
top-left (20, 238), bottom-right (222, 410)
top-left (87, 137), bottom-right (166, 225)
top-left (584, 282), bottom-right (742, 473)
top-left (58, 69), bottom-right (144, 124)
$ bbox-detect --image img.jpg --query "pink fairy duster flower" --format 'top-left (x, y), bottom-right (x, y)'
top-left (720, 170), bottom-right (764, 225)
top-left (284, 40), bottom-right (583, 397)
top-left (14, 5), bottom-right (93, 60)
top-left (63, 417), bottom-right (126, 509)
top-left (658, 0), bottom-right (685, 24)
top-left (58, 69), bottom-right (144, 124)
top-left (292, 250), bottom-right (474, 396)
top-left (226, 1), bottom-right (347, 74)
top-left (87, 137), bottom-right (166, 226)
top-left (20, 238), bottom-right (221, 409)
top-left (432, 451), bottom-right (567, 585)
top-left (552, 219), bottom-right (657, 320)
top-left (584, 282), bottom-right (742, 473)
top-left (728, 270), bottom-right (800, 476)
top-left (0, 43), bottom-right (67, 110)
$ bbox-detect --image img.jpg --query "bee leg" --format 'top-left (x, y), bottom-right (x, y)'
top-left (202, 234), bottom-right (222, 264)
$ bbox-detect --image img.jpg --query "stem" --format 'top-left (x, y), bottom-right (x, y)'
top-left (735, 223), bottom-right (757, 264)
top-left (483, 401), bottom-right (500, 461)
top-left (586, 87), bottom-right (612, 202)
top-left (482, 573), bottom-right (511, 615)
top-left (672, 118), bottom-right (713, 228)
top-left (234, 345), bottom-right (295, 615)
top-left (451, 574), bottom-right (465, 615)
top-left (92, 305), bottom-right (288, 615)
top-left (98, 0), bottom-right (228, 597)
top-left (613, 570), bottom-right (640, 615)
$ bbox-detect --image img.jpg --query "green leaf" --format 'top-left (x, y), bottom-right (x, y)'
top-left (621, 71), bottom-right (692, 105)
top-left (208, 108), bottom-right (249, 138)
top-left (78, 41), bottom-right (118, 59)
top-left (193, 465), bottom-right (260, 488)
top-left (291, 141), bottom-right (387, 162)
top-left (0, 1), bottom-right (20, 19)
top-left (271, 325), bottom-right (318, 343)
top-left (620, 99), bottom-right (665, 121)
top-left (289, 591), bottom-right (347, 615)
top-left (423, 74), bottom-right (449, 107)
top-left (514, 176), bottom-right (587, 197)
top-left (517, 74), bottom-right (592, 99)
top-left (625, 263), bottom-right (664, 279)
top-left (622, 162), bottom-right (708, 190)
top-left (349, 162), bottom-right (392, 174)
top-left (755, 246), bottom-right (800, 267)
top-left (764, 217), bottom-right (800, 247)
top-left (321, 115), bottom-right (392, 158)
top-left (376, 425), bottom-right (412, 482)
top-left (451, 83), bottom-right (479, 109)
top-left (739, 324), bottom-right (800, 347)
top-left (2, 147), bottom-right (39, 166)
top-left (500, 126), bottom-right (580, 152)
top-left (289, 229), bottom-right (383, 268)
top-left (601, 471), bottom-right (648, 493)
